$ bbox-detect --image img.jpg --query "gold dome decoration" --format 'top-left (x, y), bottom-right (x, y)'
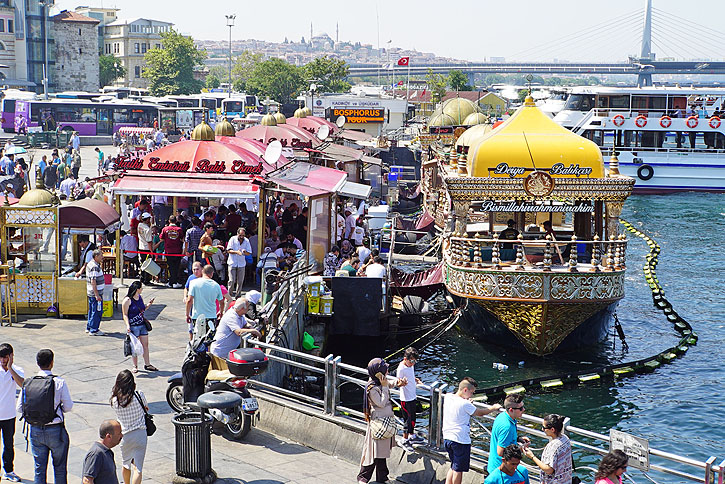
top-left (260, 114), bottom-right (278, 126)
top-left (455, 123), bottom-right (493, 149)
top-left (441, 98), bottom-right (480, 125)
top-left (302, 106), bottom-right (313, 116)
top-left (466, 95), bottom-right (604, 179)
top-left (273, 112), bottom-right (287, 124)
top-left (18, 188), bottom-right (57, 207)
top-left (214, 118), bottom-right (235, 137)
top-left (428, 113), bottom-right (456, 127)
top-left (462, 112), bottom-right (488, 126)
top-left (293, 108), bottom-right (308, 118)
top-left (191, 122), bottom-right (215, 141)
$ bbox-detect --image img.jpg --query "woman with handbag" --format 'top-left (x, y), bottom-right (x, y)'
top-left (111, 370), bottom-right (151, 484)
top-left (357, 358), bottom-right (407, 484)
top-left (121, 281), bottom-right (158, 373)
top-left (523, 414), bottom-right (573, 484)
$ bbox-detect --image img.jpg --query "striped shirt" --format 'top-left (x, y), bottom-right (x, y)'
top-left (86, 260), bottom-right (104, 297)
top-left (540, 435), bottom-right (573, 484)
top-left (111, 391), bottom-right (147, 433)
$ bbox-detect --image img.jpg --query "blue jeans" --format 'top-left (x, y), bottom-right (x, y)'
top-left (30, 424), bottom-right (69, 484)
top-left (87, 296), bottom-right (102, 333)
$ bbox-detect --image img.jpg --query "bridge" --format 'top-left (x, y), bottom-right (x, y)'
top-left (348, 0), bottom-right (725, 87)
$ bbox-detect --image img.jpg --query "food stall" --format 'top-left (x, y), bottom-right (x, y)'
top-left (57, 198), bottom-right (120, 316)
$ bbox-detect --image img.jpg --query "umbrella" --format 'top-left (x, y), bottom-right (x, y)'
top-left (235, 124), bottom-right (320, 148)
top-left (5, 146), bottom-right (27, 155)
top-left (216, 136), bottom-right (291, 170)
top-left (286, 115), bottom-right (339, 136)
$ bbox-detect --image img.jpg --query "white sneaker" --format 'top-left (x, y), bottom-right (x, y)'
top-left (3, 471), bottom-right (21, 482)
top-left (84, 329), bottom-right (90, 333)
top-left (89, 330), bottom-right (105, 336)
top-left (172, 283), bottom-right (183, 289)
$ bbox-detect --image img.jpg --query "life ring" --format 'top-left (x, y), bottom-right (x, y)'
top-left (637, 164), bottom-right (654, 181)
top-left (659, 116), bottom-right (672, 128)
top-left (686, 116), bottom-right (698, 129)
top-left (709, 116), bottom-right (721, 129)
top-left (612, 114), bottom-right (625, 127)
top-left (635, 115), bottom-right (647, 128)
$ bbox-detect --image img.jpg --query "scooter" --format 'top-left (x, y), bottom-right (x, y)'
top-left (166, 317), bottom-right (268, 440)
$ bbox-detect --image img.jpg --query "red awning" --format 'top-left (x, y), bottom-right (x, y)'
top-left (59, 198), bottom-right (120, 229)
top-left (267, 162), bottom-right (347, 197)
top-left (113, 175), bottom-right (259, 198)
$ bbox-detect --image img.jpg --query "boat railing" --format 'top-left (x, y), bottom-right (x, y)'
top-left (240, 334), bottom-right (722, 484)
top-left (587, 107), bottom-right (725, 124)
top-left (446, 234), bottom-right (627, 272)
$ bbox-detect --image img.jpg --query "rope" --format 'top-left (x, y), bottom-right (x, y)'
top-left (473, 220), bottom-right (698, 398)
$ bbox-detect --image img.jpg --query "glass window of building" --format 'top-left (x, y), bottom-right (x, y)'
top-left (134, 66), bottom-right (140, 78)
top-left (7, 19), bottom-right (12, 33)
top-left (134, 43), bottom-right (139, 53)
top-left (141, 43), bottom-right (146, 53)
top-left (0, 20), bottom-right (4, 32)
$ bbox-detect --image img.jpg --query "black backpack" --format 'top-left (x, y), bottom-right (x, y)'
top-left (20, 375), bottom-right (59, 426)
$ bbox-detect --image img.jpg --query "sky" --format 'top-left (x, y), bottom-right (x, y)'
top-left (54, 0), bottom-right (725, 63)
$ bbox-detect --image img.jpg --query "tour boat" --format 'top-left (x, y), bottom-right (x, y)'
top-left (554, 86), bottom-right (725, 193)
top-left (420, 96), bottom-right (635, 355)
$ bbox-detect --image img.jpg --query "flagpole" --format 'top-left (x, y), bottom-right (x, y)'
top-left (406, 59), bottom-right (410, 102)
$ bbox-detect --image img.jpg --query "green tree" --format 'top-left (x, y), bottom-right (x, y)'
top-left (232, 51), bottom-right (264, 92)
top-left (426, 68), bottom-right (447, 104)
top-left (448, 70), bottom-right (471, 91)
top-left (205, 73), bottom-right (220, 89)
top-left (208, 65), bottom-right (227, 82)
top-left (303, 55), bottom-right (350, 93)
top-left (246, 58), bottom-right (304, 104)
top-left (99, 54), bottom-right (125, 88)
top-left (142, 28), bottom-right (206, 95)
top-left (484, 74), bottom-right (505, 85)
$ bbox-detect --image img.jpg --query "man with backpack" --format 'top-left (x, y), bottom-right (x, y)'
top-left (18, 349), bottom-right (74, 484)
top-left (0, 344), bottom-right (23, 482)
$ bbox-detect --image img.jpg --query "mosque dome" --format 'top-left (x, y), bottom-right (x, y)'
top-left (18, 188), bottom-right (56, 207)
top-left (441, 98), bottom-right (480, 125)
top-left (467, 96), bottom-right (604, 178)
top-left (190, 122), bottom-right (215, 141)
top-left (213, 118), bottom-right (235, 137)
top-left (273, 112), bottom-right (287, 124)
top-left (260, 114), bottom-right (278, 126)
top-left (462, 112), bottom-right (488, 126)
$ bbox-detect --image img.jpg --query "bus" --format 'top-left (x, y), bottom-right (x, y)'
top-left (168, 95), bottom-right (220, 120)
top-left (221, 94), bottom-right (260, 118)
top-left (11, 98), bottom-right (159, 135)
top-left (1, 89), bottom-right (38, 132)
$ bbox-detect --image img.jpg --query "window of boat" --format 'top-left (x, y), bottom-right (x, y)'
top-left (609, 95), bottom-right (629, 109)
top-left (564, 94), bottom-right (595, 111)
top-left (668, 96), bottom-right (687, 110)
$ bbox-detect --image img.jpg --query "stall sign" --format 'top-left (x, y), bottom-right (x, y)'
top-left (330, 108), bottom-right (385, 124)
top-left (176, 110), bottom-right (194, 129)
top-left (115, 155), bottom-right (263, 175)
top-left (492, 162), bottom-right (593, 178)
top-left (479, 201), bottom-right (594, 213)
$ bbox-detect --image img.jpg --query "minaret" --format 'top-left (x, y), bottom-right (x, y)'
top-left (336, 22), bottom-right (339, 44)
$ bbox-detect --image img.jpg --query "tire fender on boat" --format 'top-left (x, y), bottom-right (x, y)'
top-left (612, 114), bottom-right (625, 127)
top-left (659, 116), bottom-right (672, 128)
top-left (635, 115), bottom-right (647, 128)
top-left (637, 164), bottom-right (654, 181)
top-left (709, 116), bottom-right (721, 129)
top-left (686, 116), bottom-right (699, 129)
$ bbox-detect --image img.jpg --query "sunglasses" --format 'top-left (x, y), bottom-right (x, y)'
top-left (509, 405), bottom-right (525, 411)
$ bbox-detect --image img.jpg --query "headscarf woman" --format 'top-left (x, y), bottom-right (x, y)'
top-left (357, 357), bottom-right (406, 484)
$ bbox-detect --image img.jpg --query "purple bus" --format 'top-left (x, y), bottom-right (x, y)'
top-left (6, 99), bottom-right (159, 135)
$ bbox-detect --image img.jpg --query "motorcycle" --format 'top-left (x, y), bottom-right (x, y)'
top-left (166, 317), bottom-right (268, 440)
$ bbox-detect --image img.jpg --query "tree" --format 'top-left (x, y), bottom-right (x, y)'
top-left (205, 73), bottom-right (220, 89)
top-left (246, 58), bottom-right (304, 104)
top-left (448, 70), bottom-right (471, 91)
top-left (142, 28), bottom-right (206, 95)
top-left (426, 68), bottom-right (447, 104)
top-left (231, 50), bottom-right (264, 92)
top-left (304, 55), bottom-right (350, 93)
top-left (99, 54), bottom-right (125, 88)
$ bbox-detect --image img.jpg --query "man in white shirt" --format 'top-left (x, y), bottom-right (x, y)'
top-left (19, 349), bottom-right (74, 484)
top-left (364, 256), bottom-right (387, 279)
top-left (336, 209), bottom-right (345, 243)
top-left (442, 378), bottom-right (500, 484)
top-left (226, 228), bottom-right (252, 299)
top-left (210, 293), bottom-right (262, 359)
top-left (0, 344), bottom-right (23, 482)
top-left (137, 213), bottom-right (153, 284)
top-left (58, 175), bottom-right (76, 198)
top-left (357, 242), bottom-right (371, 265)
top-left (344, 207), bottom-right (356, 240)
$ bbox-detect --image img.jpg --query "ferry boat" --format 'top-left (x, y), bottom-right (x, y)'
top-left (420, 96), bottom-right (635, 355)
top-left (554, 86), bottom-right (725, 193)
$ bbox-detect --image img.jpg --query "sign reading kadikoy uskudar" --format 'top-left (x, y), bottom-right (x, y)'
top-left (115, 155), bottom-right (264, 175)
top-left (492, 162), bottom-right (594, 178)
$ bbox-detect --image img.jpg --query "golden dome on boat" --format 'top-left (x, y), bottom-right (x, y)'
top-left (214, 118), bottom-right (235, 137)
top-left (260, 114), bottom-right (278, 126)
top-left (428, 113), bottom-right (456, 127)
top-left (273, 112), bottom-right (287, 124)
top-left (302, 106), bottom-right (313, 116)
top-left (462, 112), bottom-right (488, 126)
top-left (293, 108), bottom-right (308, 118)
top-left (18, 188), bottom-right (56, 207)
top-left (467, 96), bottom-right (604, 178)
top-left (441, 98), bottom-right (480, 125)
top-left (191, 122), bottom-right (215, 141)
top-left (455, 123), bottom-right (493, 149)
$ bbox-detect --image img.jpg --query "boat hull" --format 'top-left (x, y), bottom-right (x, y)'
top-left (457, 299), bottom-right (617, 355)
top-left (617, 150), bottom-right (725, 193)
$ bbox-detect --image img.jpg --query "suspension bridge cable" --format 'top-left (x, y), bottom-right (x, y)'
top-left (652, 9), bottom-right (725, 52)
top-left (650, 20), bottom-right (722, 59)
top-left (509, 9), bottom-right (642, 60)
top-left (652, 7), bottom-right (725, 41)
top-left (651, 12), bottom-right (725, 57)
top-left (650, 26), bottom-right (698, 60)
top-left (651, 26), bottom-right (707, 61)
top-left (651, 37), bottom-right (686, 62)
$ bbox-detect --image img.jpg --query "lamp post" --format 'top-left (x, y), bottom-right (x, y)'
top-left (225, 14), bottom-right (236, 99)
top-left (310, 83), bottom-right (317, 116)
top-left (39, 1), bottom-right (49, 99)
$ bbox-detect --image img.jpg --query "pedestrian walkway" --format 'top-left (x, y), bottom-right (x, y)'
top-left (3, 285), bottom-right (360, 483)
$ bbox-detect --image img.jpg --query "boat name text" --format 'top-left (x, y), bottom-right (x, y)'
top-left (480, 201), bottom-right (594, 212)
top-left (494, 162), bottom-right (593, 178)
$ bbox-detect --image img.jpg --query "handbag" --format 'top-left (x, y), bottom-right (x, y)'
top-left (135, 392), bottom-right (156, 436)
top-left (370, 415), bottom-right (397, 440)
top-left (123, 335), bottom-right (132, 357)
top-left (143, 318), bottom-right (153, 332)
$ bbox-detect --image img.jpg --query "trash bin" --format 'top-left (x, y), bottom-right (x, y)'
top-left (172, 412), bottom-right (213, 478)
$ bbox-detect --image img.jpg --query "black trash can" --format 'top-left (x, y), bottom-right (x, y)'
top-left (172, 412), bottom-right (214, 478)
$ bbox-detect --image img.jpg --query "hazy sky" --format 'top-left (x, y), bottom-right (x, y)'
top-left (54, 0), bottom-right (725, 62)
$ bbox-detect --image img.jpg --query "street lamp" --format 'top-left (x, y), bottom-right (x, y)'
top-left (39, 1), bottom-right (49, 99)
top-left (225, 14), bottom-right (236, 98)
top-left (309, 83), bottom-right (317, 116)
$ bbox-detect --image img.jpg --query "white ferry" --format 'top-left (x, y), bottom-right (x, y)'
top-left (553, 86), bottom-right (725, 193)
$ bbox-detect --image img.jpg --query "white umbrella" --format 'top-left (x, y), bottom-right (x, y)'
top-left (5, 146), bottom-right (27, 155)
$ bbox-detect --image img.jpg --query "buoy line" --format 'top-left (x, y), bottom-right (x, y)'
top-left (472, 220), bottom-right (697, 399)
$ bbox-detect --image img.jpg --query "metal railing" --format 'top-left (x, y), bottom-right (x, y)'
top-left (240, 335), bottom-right (722, 484)
top-left (258, 257), bottom-right (310, 331)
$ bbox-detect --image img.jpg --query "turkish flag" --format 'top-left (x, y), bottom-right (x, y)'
top-left (397, 80), bottom-right (404, 86)
top-left (397, 57), bottom-right (410, 66)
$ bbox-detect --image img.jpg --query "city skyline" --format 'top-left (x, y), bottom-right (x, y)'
top-left (53, 0), bottom-right (725, 63)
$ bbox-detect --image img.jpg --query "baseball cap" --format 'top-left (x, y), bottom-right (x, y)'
top-left (141, 212), bottom-right (152, 219)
